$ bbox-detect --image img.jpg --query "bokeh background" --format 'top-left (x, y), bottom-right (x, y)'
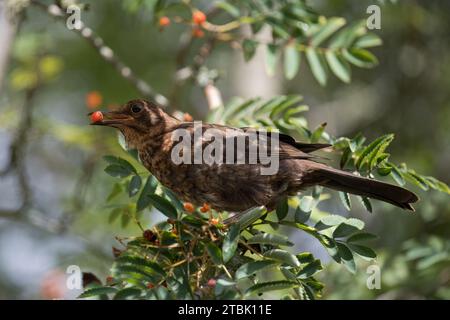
top-left (0, 0), bottom-right (449, 299)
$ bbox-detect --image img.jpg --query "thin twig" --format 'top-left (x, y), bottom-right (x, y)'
top-left (31, 1), bottom-right (170, 107)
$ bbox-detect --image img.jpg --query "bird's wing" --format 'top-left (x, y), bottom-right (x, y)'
top-left (170, 123), bottom-right (329, 161)
top-left (240, 127), bottom-right (331, 153)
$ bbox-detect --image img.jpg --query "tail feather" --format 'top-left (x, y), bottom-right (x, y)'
top-left (315, 166), bottom-right (419, 211)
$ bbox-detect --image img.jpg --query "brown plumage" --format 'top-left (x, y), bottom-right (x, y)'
top-left (91, 99), bottom-right (419, 216)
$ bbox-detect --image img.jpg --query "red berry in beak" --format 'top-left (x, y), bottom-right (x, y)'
top-left (90, 111), bottom-right (103, 123)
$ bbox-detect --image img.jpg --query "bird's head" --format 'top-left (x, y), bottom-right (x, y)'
top-left (90, 99), bottom-right (179, 149)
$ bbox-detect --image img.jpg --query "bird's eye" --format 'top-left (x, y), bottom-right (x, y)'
top-left (131, 103), bottom-right (142, 114)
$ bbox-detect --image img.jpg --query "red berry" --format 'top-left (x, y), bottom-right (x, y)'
top-left (192, 27), bottom-right (204, 38)
top-left (192, 10), bottom-right (206, 25)
top-left (147, 283), bottom-right (154, 289)
top-left (159, 16), bottom-right (170, 27)
top-left (106, 276), bottom-right (114, 284)
top-left (200, 203), bottom-right (210, 213)
top-left (183, 202), bottom-right (195, 213)
top-left (209, 218), bottom-right (219, 226)
top-left (207, 278), bottom-right (216, 288)
top-left (90, 111), bottom-right (103, 123)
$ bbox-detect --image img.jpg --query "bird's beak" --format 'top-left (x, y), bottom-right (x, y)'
top-left (88, 110), bottom-right (132, 127)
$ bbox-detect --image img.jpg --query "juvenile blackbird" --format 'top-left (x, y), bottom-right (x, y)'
top-left (91, 99), bottom-right (418, 218)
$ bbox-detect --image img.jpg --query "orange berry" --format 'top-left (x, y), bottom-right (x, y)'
top-left (159, 16), bottom-right (170, 27)
top-left (200, 203), bottom-right (210, 213)
top-left (147, 283), bottom-right (154, 289)
top-left (86, 91), bottom-right (103, 109)
top-left (192, 27), bottom-right (204, 38)
top-left (106, 276), bottom-right (114, 284)
top-left (192, 10), bottom-right (206, 25)
top-left (183, 202), bottom-right (195, 213)
top-left (90, 111), bottom-right (103, 123)
top-left (210, 218), bottom-right (219, 226)
top-left (183, 113), bottom-right (193, 122)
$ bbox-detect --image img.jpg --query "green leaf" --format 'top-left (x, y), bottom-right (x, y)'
top-left (306, 48), bottom-right (327, 86)
top-left (116, 255), bottom-right (166, 276)
top-left (405, 170), bottom-right (429, 191)
top-left (107, 183), bottom-right (123, 202)
top-left (242, 39), bottom-right (258, 62)
top-left (247, 233), bottom-right (294, 247)
top-left (359, 196), bottom-right (373, 213)
top-left (79, 287), bottom-right (117, 298)
top-left (325, 51), bottom-right (351, 83)
top-left (265, 44), bottom-right (278, 76)
top-left (104, 164), bottom-right (133, 178)
top-left (329, 20), bottom-right (365, 49)
top-left (347, 232), bottom-right (378, 243)
top-left (103, 155), bottom-right (137, 174)
top-left (297, 252), bottom-right (315, 264)
top-left (136, 176), bottom-right (158, 211)
top-left (310, 17), bottom-right (346, 46)
top-left (315, 214), bottom-right (346, 230)
top-left (222, 224), bottom-right (240, 263)
top-left (356, 134), bottom-right (394, 170)
top-left (339, 192), bottom-right (351, 211)
top-left (264, 249), bottom-right (300, 267)
top-left (336, 243), bottom-right (356, 273)
top-left (294, 207), bottom-right (311, 224)
top-left (206, 242), bottom-right (223, 265)
top-left (147, 194), bottom-right (178, 219)
top-left (333, 221), bottom-right (362, 238)
top-left (343, 48), bottom-right (378, 68)
top-left (235, 260), bottom-right (278, 280)
top-left (340, 148), bottom-right (351, 169)
top-left (128, 175), bottom-right (142, 197)
top-left (121, 213), bottom-right (130, 228)
top-left (276, 198), bottom-right (289, 221)
top-left (246, 280), bottom-right (299, 295)
top-left (284, 44), bottom-right (300, 80)
top-left (237, 207), bottom-right (267, 229)
top-left (162, 187), bottom-right (185, 212)
top-left (298, 260), bottom-right (323, 279)
top-left (113, 265), bottom-right (156, 282)
top-left (310, 123), bottom-right (326, 143)
top-left (348, 244), bottom-right (377, 260)
top-left (354, 33), bottom-right (382, 48)
top-left (387, 162), bottom-right (406, 186)
top-left (216, 1), bottom-right (240, 17)
top-left (377, 166), bottom-right (392, 176)
top-left (423, 176), bottom-right (450, 194)
top-left (113, 288), bottom-right (142, 300)
top-left (108, 208), bottom-right (122, 224)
